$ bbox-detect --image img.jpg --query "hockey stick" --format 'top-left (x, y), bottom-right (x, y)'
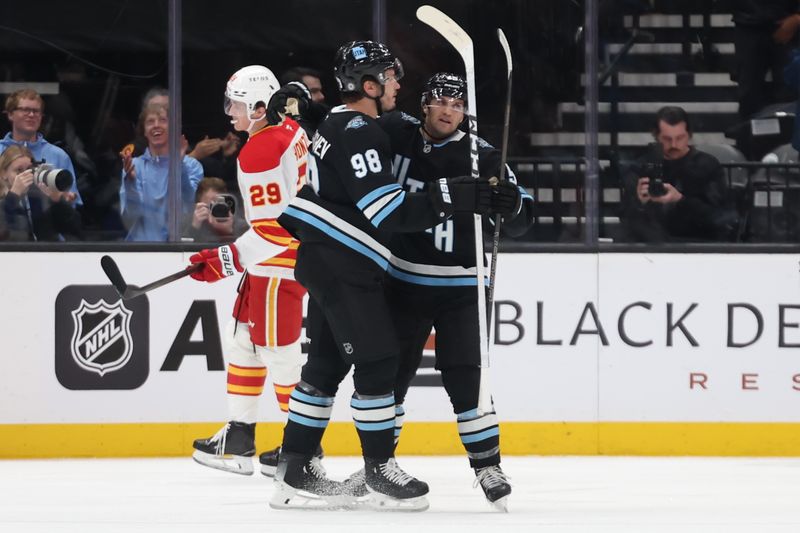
top-left (416, 5), bottom-right (493, 415)
top-left (487, 28), bottom-right (513, 330)
top-left (101, 255), bottom-right (201, 300)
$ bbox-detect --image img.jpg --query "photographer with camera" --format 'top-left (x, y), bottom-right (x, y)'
top-left (183, 177), bottom-right (246, 243)
top-left (1, 89), bottom-right (82, 207)
top-left (621, 106), bottom-right (735, 243)
top-left (0, 145), bottom-right (81, 241)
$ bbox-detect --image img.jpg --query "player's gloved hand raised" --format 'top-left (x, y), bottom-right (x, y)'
top-left (266, 82), bottom-right (311, 125)
top-left (189, 244), bottom-right (243, 283)
top-left (489, 178), bottom-right (522, 216)
top-left (430, 176), bottom-right (492, 215)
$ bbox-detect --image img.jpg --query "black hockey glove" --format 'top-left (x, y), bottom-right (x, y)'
top-left (266, 82), bottom-right (311, 125)
top-left (429, 176), bottom-right (492, 215)
top-left (489, 179), bottom-right (522, 216)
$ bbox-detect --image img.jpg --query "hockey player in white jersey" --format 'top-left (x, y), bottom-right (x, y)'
top-left (189, 65), bottom-right (313, 476)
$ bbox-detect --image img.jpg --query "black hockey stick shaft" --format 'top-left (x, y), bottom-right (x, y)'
top-left (487, 28), bottom-right (513, 327)
top-left (101, 254), bottom-right (201, 300)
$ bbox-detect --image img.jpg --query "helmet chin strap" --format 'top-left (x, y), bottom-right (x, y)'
top-left (361, 80), bottom-right (386, 116)
top-left (245, 110), bottom-right (268, 134)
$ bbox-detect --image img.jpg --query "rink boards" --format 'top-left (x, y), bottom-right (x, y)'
top-left (1, 251), bottom-right (799, 457)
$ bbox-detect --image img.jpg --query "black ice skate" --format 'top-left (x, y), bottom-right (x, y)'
top-left (364, 457), bottom-right (429, 512)
top-left (192, 421), bottom-right (255, 475)
top-left (269, 451), bottom-right (349, 510)
top-left (474, 465), bottom-right (511, 512)
top-left (341, 467), bottom-right (370, 506)
top-left (259, 444), bottom-right (324, 477)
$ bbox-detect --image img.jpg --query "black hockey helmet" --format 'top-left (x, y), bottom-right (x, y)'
top-left (334, 40), bottom-right (404, 95)
top-left (421, 72), bottom-right (467, 108)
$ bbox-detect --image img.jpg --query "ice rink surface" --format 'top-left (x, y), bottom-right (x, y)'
top-left (0, 455), bottom-right (798, 533)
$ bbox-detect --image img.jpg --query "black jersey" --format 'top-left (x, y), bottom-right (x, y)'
top-left (278, 105), bottom-right (452, 271)
top-left (377, 111), bottom-right (534, 287)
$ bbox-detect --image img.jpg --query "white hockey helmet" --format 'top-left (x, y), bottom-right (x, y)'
top-left (224, 65), bottom-right (280, 117)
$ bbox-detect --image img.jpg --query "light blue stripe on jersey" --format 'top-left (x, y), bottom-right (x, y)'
top-left (288, 412), bottom-right (330, 428)
top-left (371, 191), bottom-right (406, 227)
top-left (519, 186), bottom-right (533, 200)
top-left (457, 408), bottom-right (480, 421)
top-left (291, 389), bottom-right (334, 406)
top-left (351, 395), bottom-right (394, 409)
top-left (354, 419), bottom-right (396, 431)
top-left (460, 427), bottom-right (500, 444)
top-left (357, 183), bottom-right (403, 210)
top-left (386, 264), bottom-right (488, 287)
top-left (283, 206), bottom-right (389, 270)
top-left (394, 404), bottom-right (405, 439)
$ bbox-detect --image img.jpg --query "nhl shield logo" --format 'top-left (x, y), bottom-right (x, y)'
top-left (70, 299), bottom-right (134, 377)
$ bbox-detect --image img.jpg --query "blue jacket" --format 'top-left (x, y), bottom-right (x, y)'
top-left (119, 148), bottom-right (203, 241)
top-left (0, 133), bottom-right (82, 205)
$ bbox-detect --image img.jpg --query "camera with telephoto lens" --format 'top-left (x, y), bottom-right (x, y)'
top-left (209, 194), bottom-right (236, 219)
top-left (643, 164), bottom-right (666, 197)
top-left (31, 160), bottom-right (73, 192)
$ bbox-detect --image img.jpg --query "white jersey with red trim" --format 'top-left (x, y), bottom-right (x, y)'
top-left (233, 117), bottom-right (308, 278)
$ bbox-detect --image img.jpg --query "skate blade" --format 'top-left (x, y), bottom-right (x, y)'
top-left (365, 490), bottom-right (429, 512)
top-left (489, 495), bottom-right (509, 513)
top-left (269, 481), bottom-right (349, 511)
top-left (192, 450), bottom-right (254, 476)
top-left (260, 464), bottom-right (277, 477)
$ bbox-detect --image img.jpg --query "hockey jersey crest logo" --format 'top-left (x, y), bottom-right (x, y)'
top-left (346, 116), bottom-right (368, 130)
top-left (70, 299), bottom-right (134, 377)
top-left (343, 342), bottom-right (354, 355)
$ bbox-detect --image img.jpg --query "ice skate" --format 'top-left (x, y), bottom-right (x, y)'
top-left (364, 457), bottom-right (429, 512)
top-left (258, 446), bottom-right (281, 477)
top-left (192, 421), bottom-right (255, 475)
top-left (260, 444), bottom-right (325, 477)
top-left (269, 451), bottom-right (348, 510)
top-left (341, 467), bottom-right (370, 507)
top-left (474, 465), bottom-right (511, 512)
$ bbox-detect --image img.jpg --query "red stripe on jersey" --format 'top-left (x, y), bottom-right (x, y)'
top-left (227, 373), bottom-right (267, 388)
top-left (253, 225), bottom-right (294, 246)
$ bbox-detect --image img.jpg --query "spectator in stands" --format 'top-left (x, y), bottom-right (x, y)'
top-left (119, 103), bottom-right (203, 241)
top-left (0, 144), bottom-right (82, 241)
top-left (280, 66), bottom-right (326, 104)
top-left (1, 88), bottom-right (82, 205)
top-left (183, 176), bottom-right (246, 243)
top-left (731, 1), bottom-right (800, 120)
top-left (125, 87), bottom-right (237, 185)
top-left (280, 66), bottom-right (330, 135)
top-left (188, 131), bottom-right (242, 194)
top-left (621, 106), bottom-right (736, 242)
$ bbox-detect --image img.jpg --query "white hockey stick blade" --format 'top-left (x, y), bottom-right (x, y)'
top-left (497, 28), bottom-right (512, 77)
top-left (416, 6), bottom-right (474, 68)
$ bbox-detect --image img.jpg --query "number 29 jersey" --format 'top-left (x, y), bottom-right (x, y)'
top-left (233, 117), bottom-right (308, 279)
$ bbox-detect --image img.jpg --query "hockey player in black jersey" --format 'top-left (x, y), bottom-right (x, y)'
top-left (270, 42), bottom-right (507, 511)
top-left (377, 72), bottom-right (534, 512)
